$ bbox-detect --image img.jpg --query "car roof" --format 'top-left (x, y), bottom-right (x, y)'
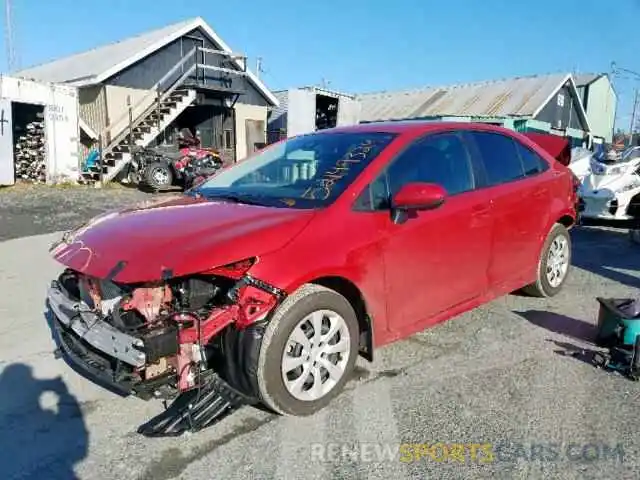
top-left (319, 120), bottom-right (517, 136)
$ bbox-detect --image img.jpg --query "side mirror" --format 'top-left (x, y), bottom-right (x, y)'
top-left (392, 182), bottom-right (447, 211)
top-left (390, 182), bottom-right (446, 224)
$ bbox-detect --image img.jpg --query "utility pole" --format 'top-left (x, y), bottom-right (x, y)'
top-left (632, 89), bottom-right (639, 146)
top-left (255, 57), bottom-right (263, 80)
top-left (611, 62), bottom-right (640, 146)
top-left (4, 0), bottom-right (15, 71)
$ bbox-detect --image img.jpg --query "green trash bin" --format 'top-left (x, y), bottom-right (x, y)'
top-left (595, 297), bottom-right (640, 348)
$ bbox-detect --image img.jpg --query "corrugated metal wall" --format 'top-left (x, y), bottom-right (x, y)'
top-left (583, 77), bottom-right (616, 143)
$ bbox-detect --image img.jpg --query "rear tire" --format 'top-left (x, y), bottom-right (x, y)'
top-left (521, 223), bottom-right (572, 297)
top-left (256, 284), bottom-right (359, 416)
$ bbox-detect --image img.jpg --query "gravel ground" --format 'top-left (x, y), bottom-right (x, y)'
top-left (0, 184), bottom-right (161, 242)
top-left (1, 186), bottom-right (640, 479)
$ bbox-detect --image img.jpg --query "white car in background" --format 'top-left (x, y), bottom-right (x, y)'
top-left (578, 147), bottom-right (640, 222)
top-left (569, 147), bottom-right (594, 181)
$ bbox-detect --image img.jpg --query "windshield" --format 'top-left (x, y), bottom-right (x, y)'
top-left (191, 131), bottom-right (397, 208)
top-left (622, 147), bottom-right (640, 161)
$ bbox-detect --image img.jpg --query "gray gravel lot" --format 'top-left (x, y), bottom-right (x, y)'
top-left (1, 186), bottom-right (640, 479)
top-left (0, 184), bottom-right (160, 242)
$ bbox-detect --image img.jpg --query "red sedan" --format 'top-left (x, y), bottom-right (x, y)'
top-left (47, 121), bottom-right (577, 434)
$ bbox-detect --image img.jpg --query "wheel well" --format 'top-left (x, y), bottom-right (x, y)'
top-left (310, 276), bottom-right (374, 362)
top-left (557, 215), bottom-right (575, 229)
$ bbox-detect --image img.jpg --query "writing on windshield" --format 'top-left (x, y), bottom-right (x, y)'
top-left (301, 139), bottom-right (378, 200)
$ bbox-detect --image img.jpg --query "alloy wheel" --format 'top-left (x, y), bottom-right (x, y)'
top-left (546, 235), bottom-right (569, 287)
top-left (281, 309), bottom-right (351, 402)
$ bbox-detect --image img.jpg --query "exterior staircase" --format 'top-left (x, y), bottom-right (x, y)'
top-left (81, 88), bottom-right (197, 184)
top-left (80, 45), bottom-right (249, 185)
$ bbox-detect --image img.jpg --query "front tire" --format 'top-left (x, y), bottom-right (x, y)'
top-left (521, 223), bottom-right (572, 297)
top-left (142, 163), bottom-right (173, 191)
top-left (256, 284), bottom-right (359, 416)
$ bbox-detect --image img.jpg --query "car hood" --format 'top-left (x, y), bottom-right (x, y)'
top-left (51, 195), bottom-right (316, 283)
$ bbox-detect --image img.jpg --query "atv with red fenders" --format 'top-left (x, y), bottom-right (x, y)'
top-left (47, 121), bottom-right (577, 436)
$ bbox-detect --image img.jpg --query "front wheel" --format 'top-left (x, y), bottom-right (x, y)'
top-left (521, 223), bottom-right (572, 297)
top-left (142, 163), bottom-right (173, 191)
top-left (256, 284), bottom-right (360, 416)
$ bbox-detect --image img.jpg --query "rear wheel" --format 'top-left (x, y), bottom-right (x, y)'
top-left (256, 284), bottom-right (359, 416)
top-left (521, 223), bottom-right (572, 297)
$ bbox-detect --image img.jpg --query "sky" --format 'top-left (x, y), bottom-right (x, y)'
top-left (0, 0), bottom-right (639, 129)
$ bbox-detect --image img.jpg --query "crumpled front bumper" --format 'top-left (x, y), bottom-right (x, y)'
top-left (47, 279), bottom-right (170, 398)
top-left (47, 280), bottom-right (146, 367)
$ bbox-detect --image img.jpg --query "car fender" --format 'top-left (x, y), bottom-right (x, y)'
top-left (250, 254), bottom-right (389, 339)
top-left (534, 197), bottom-right (575, 256)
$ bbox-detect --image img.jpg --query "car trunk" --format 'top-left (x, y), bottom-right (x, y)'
top-left (523, 133), bottom-right (571, 166)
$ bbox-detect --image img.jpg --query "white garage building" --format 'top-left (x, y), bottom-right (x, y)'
top-left (0, 75), bottom-right (80, 186)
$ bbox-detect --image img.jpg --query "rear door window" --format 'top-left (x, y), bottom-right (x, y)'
top-left (515, 142), bottom-right (549, 176)
top-left (469, 131), bottom-right (526, 186)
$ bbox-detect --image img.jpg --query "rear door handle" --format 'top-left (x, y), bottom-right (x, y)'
top-left (533, 187), bottom-right (548, 198)
top-left (472, 203), bottom-right (492, 215)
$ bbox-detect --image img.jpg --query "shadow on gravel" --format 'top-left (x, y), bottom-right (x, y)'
top-left (0, 363), bottom-right (88, 480)
top-left (571, 226), bottom-right (640, 289)
top-left (515, 310), bottom-right (598, 343)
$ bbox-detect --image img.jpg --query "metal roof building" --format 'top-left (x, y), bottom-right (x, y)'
top-left (355, 73), bottom-right (594, 146)
top-left (13, 17), bottom-right (277, 105)
top-left (12, 17), bottom-right (280, 183)
top-left (574, 73), bottom-right (616, 144)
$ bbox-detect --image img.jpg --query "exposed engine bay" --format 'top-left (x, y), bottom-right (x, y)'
top-left (47, 260), bottom-right (285, 436)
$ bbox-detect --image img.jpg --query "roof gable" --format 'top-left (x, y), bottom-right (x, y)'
top-left (531, 74), bottom-right (591, 133)
top-left (13, 17), bottom-right (278, 106)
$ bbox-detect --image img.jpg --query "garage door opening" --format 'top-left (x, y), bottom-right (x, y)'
top-left (12, 102), bottom-right (46, 183)
top-left (315, 94), bottom-right (338, 131)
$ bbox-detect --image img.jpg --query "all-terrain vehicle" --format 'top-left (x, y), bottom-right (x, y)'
top-left (133, 128), bottom-right (224, 191)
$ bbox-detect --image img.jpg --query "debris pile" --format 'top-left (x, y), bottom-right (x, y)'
top-left (14, 116), bottom-right (46, 182)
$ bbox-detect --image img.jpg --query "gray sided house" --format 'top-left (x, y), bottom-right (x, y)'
top-left (574, 73), bottom-right (616, 144)
top-left (13, 17), bottom-right (279, 182)
top-left (356, 73), bottom-right (593, 148)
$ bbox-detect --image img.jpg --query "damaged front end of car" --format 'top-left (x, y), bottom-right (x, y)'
top-left (46, 257), bottom-right (285, 437)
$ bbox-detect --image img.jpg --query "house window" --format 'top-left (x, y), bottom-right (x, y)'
top-left (557, 94), bottom-right (565, 107)
top-left (224, 130), bottom-right (233, 149)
